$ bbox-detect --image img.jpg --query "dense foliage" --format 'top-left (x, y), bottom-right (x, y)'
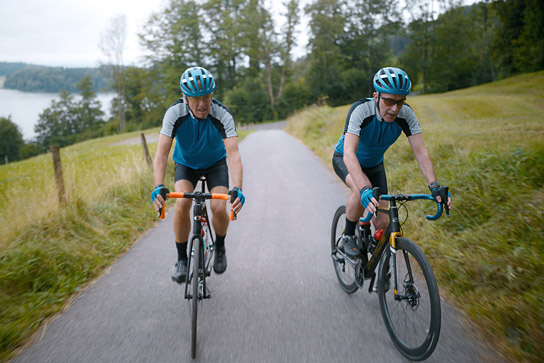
top-left (1, 0), bottom-right (543, 160)
top-left (0, 117), bottom-right (24, 164)
top-left (34, 76), bottom-right (105, 150)
top-left (130, 0), bottom-right (544, 128)
top-left (3, 64), bottom-right (111, 93)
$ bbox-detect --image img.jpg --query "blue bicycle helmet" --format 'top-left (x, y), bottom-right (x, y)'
top-left (180, 66), bottom-right (216, 97)
top-left (373, 67), bottom-right (411, 95)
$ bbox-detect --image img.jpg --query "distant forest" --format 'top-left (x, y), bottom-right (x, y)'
top-left (0, 62), bottom-right (112, 93)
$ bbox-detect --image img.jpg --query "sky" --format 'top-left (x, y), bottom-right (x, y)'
top-left (0, 0), bottom-right (479, 69)
top-left (0, 0), bottom-right (309, 69)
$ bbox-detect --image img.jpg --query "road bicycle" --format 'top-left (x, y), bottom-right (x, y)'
top-left (158, 177), bottom-right (236, 359)
top-left (331, 187), bottom-right (449, 361)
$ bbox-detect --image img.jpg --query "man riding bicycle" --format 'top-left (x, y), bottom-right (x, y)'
top-left (151, 66), bottom-right (245, 283)
top-left (332, 67), bottom-right (452, 258)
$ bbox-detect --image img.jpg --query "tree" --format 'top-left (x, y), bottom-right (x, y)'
top-left (240, 0), bottom-right (278, 107)
top-left (73, 75), bottom-right (105, 137)
top-left (100, 14), bottom-right (127, 132)
top-left (305, 0), bottom-right (349, 105)
top-left (0, 116), bottom-right (24, 164)
top-left (342, 0), bottom-right (402, 97)
top-left (276, 0), bottom-right (301, 103)
top-left (493, 0), bottom-right (544, 76)
top-left (34, 77), bottom-right (104, 149)
top-left (35, 91), bottom-right (76, 148)
top-left (202, 0), bottom-right (248, 93)
top-left (140, 0), bottom-right (204, 103)
top-left (427, 6), bottom-right (481, 92)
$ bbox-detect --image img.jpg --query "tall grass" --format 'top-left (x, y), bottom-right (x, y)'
top-left (285, 71), bottom-right (544, 362)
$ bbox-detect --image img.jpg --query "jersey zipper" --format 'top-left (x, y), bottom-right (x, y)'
top-left (377, 120), bottom-right (383, 144)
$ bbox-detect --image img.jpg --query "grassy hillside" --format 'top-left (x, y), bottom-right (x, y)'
top-left (285, 71), bottom-right (544, 362)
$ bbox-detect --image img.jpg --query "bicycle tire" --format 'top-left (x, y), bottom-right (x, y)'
top-left (331, 206), bottom-right (358, 294)
top-left (191, 237), bottom-right (200, 359)
top-left (378, 237), bottom-right (441, 361)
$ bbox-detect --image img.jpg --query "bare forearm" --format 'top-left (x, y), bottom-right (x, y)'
top-left (153, 154), bottom-right (168, 186)
top-left (410, 134), bottom-right (436, 185)
top-left (229, 155), bottom-right (243, 189)
top-left (344, 152), bottom-right (372, 191)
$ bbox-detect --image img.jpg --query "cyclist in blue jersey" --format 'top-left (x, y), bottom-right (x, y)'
top-left (151, 66), bottom-right (245, 283)
top-left (332, 67), bottom-right (451, 258)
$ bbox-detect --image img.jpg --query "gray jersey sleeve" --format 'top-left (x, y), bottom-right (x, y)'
top-left (160, 101), bottom-right (188, 138)
top-left (210, 101), bottom-right (237, 138)
top-left (399, 105), bottom-right (422, 135)
top-left (346, 101), bottom-right (375, 135)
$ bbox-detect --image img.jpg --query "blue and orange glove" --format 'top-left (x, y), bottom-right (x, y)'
top-left (229, 186), bottom-right (245, 206)
top-left (151, 184), bottom-right (169, 203)
top-left (360, 186), bottom-right (374, 209)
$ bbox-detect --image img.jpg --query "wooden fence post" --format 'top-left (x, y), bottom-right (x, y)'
top-left (141, 133), bottom-right (153, 167)
top-left (51, 145), bottom-right (65, 205)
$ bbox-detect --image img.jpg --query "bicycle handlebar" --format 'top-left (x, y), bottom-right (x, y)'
top-left (158, 192), bottom-right (236, 221)
top-left (360, 187), bottom-right (449, 223)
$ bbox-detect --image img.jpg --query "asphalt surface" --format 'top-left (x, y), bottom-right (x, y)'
top-left (13, 123), bottom-right (504, 362)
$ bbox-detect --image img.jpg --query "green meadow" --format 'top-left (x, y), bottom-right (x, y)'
top-left (285, 71), bottom-right (544, 362)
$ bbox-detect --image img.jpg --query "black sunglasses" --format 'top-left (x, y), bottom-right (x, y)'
top-left (380, 96), bottom-right (406, 107)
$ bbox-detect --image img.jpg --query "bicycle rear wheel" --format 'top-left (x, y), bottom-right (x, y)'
top-left (378, 237), bottom-right (441, 361)
top-left (331, 206), bottom-right (358, 294)
top-left (190, 237), bottom-right (200, 359)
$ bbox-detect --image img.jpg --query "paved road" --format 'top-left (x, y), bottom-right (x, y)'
top-left (14, 124), bottom-right (504, 362)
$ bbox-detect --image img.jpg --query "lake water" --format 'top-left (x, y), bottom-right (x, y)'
top-left (0, 89), bottom-right (115, 140)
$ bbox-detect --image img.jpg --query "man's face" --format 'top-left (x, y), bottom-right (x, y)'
top-left (373, 92), bottom-right (406, 122)
top-left (186, 94), bottom-right (212, 119)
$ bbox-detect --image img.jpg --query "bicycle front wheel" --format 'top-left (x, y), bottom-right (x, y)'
top-left (331, 206), bottom-right (358, 294)
top-left (191, 237), bottom-right (200, 359)
top-left (378, 237), bottom-right (441, 361)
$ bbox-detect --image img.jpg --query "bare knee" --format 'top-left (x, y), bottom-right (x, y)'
top-left (210, 200), bottom-right (228, 218)
top-left (175, 198), bottom-right (192, 218)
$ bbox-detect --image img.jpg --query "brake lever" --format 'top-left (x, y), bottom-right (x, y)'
top-left (372, 186), bottom-right (381, 219)
top-left (228, 189), bottom-right (238, 221)
top-left (441, 186), bottom-right (450, 217)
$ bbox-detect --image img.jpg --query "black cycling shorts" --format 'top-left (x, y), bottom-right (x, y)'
top-left (174, 158), bottom-right (229, 191)
top-left (332, 151), bottom-right (388, 194)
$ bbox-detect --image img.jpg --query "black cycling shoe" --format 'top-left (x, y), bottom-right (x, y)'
top-left (172, 259), bottom-right (187, 283)
top-left (213, 246), bottom-right (227, 274)
top-left (342, 235), bottom-right (361, 257)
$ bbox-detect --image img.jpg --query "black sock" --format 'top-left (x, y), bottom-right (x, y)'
top-left (176, 241), bottom-right (188, 261)
top-left (215, 234), bottom-right (226, 250)
top-left (345, 218), bottom-right (357, 236)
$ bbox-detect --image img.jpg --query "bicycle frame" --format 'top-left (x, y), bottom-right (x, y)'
top-left (361, 193), bottom-right (446, 293)
top-left (184, 193), bottom-right (215, 300)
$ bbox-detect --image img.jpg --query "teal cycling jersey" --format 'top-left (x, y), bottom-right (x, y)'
top-left (334, 98), bottom-right (421, 167)
top-left (160, 98), bottom-right (237, 169)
